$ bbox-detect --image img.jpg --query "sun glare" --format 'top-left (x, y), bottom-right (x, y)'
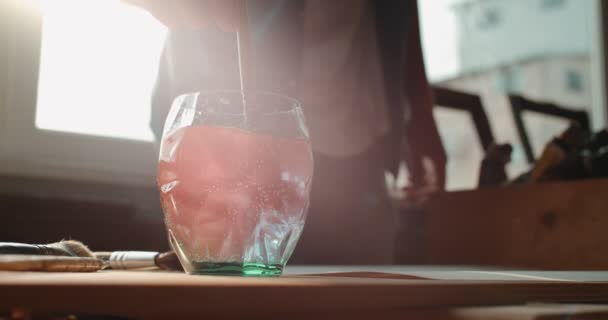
top-left (36, 0), bottom-right (167, 141)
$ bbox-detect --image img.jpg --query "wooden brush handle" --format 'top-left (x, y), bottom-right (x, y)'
top-left (0, 255), bottom-right (102, 272)
top-left (155, 251), bottom-right (184, 271)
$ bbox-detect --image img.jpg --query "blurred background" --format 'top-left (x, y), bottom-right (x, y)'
top-left (1, 0), bottom-right (607, 267)
top-left (420, 0), bottom-right (603, 190)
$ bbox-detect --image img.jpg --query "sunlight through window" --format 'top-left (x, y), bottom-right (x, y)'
top-left (36, 0), bottom-right (167, 141)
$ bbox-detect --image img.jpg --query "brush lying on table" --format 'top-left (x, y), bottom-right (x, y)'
top-left (0, 240), bottom-right (101, 272)
top-left (0, 240), bottom-right (95, 257)
top-left (0, 240), bottom-right (182, 272)
top-left (95, 250), bottom-right (182, 271)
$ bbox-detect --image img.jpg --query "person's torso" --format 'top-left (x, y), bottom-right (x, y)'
top-left (155, 0), bottom-right (411, 158)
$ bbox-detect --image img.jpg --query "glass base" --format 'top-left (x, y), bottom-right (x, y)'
top-left (188, 262), bottom-right (283, 277)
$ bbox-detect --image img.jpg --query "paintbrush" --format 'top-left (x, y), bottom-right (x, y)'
top-left (0, 240), bottom-right (95, 257)
top-left (0, 240), bottom-right (101, 272)
top-left (0, 240), bottom-right (182, 271)
top-left (94, 250), bottom-right (182, 271)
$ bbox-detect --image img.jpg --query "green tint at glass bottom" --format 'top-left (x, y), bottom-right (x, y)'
top-left (189, 262), bottom-right (284, 277)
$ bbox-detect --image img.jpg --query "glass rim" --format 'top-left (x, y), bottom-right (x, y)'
top-left (178, 90), bottom-right (302, 116)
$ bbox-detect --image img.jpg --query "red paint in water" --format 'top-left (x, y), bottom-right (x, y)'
top-left (158, 126), bottom-right (313, 263)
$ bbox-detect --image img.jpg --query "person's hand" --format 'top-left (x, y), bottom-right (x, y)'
top-left (123, 0), bottom-right (243, 31)
top-left (403, 133), bottom-right (447, 195)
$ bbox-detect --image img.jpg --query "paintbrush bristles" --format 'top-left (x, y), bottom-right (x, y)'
top-left (48, 240), bottom-right (94, 257)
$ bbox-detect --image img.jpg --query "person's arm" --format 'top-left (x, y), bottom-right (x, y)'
top-left (403, 1), bottom-right (447, 191)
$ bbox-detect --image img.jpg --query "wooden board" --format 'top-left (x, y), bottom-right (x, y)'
top-left (449, 304), bottom-right (608, 320)
top-left (400, 178), bottom-right (608, 269)
top-left (2, 270), bottom-right (608, 319)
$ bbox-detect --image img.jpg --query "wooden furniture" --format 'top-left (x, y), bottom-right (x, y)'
top-left (2, 268), bottom-right (608, 319)
top-left (508, 95), bottom-right (590, 163)
top-left (411, 178), bottom-right (608, 269)
top-left (433, 86), bottom-right (496, 151)
top-left (447, 305), bottom-right (608, 320)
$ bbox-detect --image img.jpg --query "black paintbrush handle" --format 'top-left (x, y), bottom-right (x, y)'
top-left (0, 242), bottom-right (71, 256)
top-left (155, 251), bottom-right (184, 271)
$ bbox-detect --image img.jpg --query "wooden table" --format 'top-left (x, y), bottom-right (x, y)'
top-left (2, 267), bottom-right (608, 319)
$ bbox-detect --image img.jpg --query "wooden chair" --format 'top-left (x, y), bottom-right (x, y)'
top-left (508, 94), bottom-right (591, 163)
top-left (432, 86), bottom-right (496, 152)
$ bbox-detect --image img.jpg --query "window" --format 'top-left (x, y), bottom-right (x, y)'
top-left (0, 0), bottom-right (167, 185)
top-left (477, 8), bottom-right (501, 29)
top-left (565, 69), bottom-right (583, 92)
top-left (433, 109), bottom-right (483, 191)
top-left (36, 0), bottom-right (167, 141)
top-left (496, 67), bottom-right (521, 93)
top-left (541, 0), bottom-right (567, 10)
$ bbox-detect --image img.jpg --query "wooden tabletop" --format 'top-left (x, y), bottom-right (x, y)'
top-left (2, 267), bottom-right (608, 319)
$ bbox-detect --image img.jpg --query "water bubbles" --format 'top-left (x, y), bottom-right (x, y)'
top-left (160, 180), bottom-right (179, 193)
top-left (298, 181), bottom-right (306, 193)
top-left (158, 126), bottom-right (313, 268)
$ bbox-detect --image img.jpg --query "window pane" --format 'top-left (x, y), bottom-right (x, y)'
top-left (433, 109), bottom-right (484, 190)
top-left (419, 0), bottom-right (599, 190)
top-left (36, 0), bottom-right (167, 141)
